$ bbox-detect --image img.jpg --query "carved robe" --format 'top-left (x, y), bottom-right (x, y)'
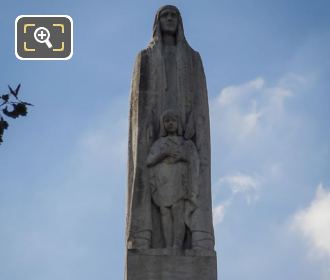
top-left (126, 5), bottom-right (214, 250)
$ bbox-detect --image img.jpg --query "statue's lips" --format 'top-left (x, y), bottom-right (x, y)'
top-left (165, 22), bottom-right (175, 27)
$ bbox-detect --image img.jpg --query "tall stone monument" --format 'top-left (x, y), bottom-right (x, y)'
top-left (126, 5), bottom-right (217, 280)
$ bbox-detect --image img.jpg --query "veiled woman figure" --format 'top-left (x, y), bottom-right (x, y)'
top-left (127, 5), bottom-right (215, 250)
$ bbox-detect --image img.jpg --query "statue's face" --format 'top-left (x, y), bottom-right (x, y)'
top-left (159, 8), bottom-right (178, 34)
top-left (163, 115), bottom-right (178, 134)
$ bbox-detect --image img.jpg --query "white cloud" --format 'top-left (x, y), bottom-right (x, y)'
top-left (241, 99), bottom-right (263, 136)
top-left (213, 203), bottom-right (226, 225)
top-left (292, 183), bottom-right (330, 259)
top-left (211, 74), bottom-right (305, 143)
top-left (213, 199), bottom-right (231, 225)
top-left (211, 73), bottom-right (311, 230)
top-left (218, 173), bottom-right (261, 205)
top-left (220, 173), bottom-right (258, 194)
top-left (212, 173), bottom-right (261, 225)
top-left (218, 77), bottom-right (264, 106)
top-left (278, 72), bottom-right (314, 89)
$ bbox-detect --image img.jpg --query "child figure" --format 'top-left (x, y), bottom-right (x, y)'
top-left (146, 109), bottom-right (199, 248)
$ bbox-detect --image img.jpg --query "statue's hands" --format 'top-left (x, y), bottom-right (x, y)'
top-left (168, 150), bottom-right (182, 162)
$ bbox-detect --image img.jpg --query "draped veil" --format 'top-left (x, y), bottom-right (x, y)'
top-left (126, 5), bottom-right (214, 250)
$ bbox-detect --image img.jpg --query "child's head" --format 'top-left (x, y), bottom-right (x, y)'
top-left (159, 109), bottom-right (182, 136)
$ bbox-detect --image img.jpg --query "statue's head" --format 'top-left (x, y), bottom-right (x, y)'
top-left (159, 109), bottom-right (183, 137)
top-left (158, 6), bottom-right (179, 35)
top-left (151, 5), bottom-right (187, 46)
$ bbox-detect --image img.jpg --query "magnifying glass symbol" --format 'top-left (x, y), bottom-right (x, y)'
top-left (34, 27), bottom-right (53, 48)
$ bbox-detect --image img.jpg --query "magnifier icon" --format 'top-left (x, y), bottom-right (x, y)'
top-left (34, 27), bottom-right (53, 48)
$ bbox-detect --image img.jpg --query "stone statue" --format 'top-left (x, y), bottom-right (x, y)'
top-left (146, 109), bottom-right (199, 249)
top-left (126, 5), bottom-right (217, 280)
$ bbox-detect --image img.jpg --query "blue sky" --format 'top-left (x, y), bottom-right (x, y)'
top-left (1, 1), bottom-right (330, 279)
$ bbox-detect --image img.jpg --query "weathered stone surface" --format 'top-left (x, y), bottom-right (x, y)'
top-left (125, 4), bottom-right (217, 279)
top-left (126, 249), bottom-right (217, 280)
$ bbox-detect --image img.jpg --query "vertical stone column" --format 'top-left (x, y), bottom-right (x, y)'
top-left (126, 5), bottom-right (217, 280)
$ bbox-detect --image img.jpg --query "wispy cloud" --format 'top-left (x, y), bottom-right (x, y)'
top-left (220, 173), bottom-right (259, 194)
top-left (291, 183), bottom-right (330, 259)
top-left (211, 73), bottom-right (310, 227)
top-left (217, 173), bottom-right (261, 205)
top-left (212, 173), bottom-right (261, 225)
top-left (217, 77), bottom-right (265, 107)
top-left (213, 199), bottom-right (231, 225)
top-left (210, 73), bottom-right (309, 143)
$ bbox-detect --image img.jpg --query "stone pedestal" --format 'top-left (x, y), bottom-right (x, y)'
top-left (126, 249), bottom-right (217, 280)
